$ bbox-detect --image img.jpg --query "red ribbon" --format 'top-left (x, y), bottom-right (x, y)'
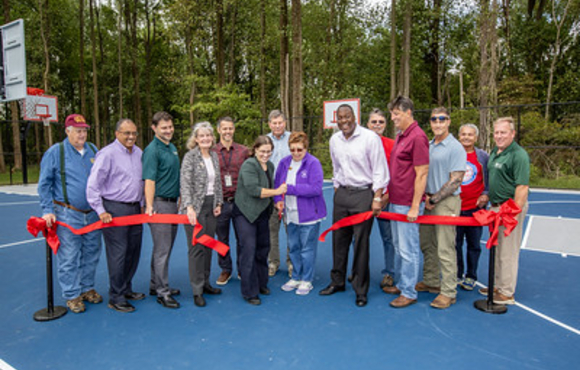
top-left (26, 214), bottom-right (230, 256)
top-left (318, 199), bottom-right (522, 250)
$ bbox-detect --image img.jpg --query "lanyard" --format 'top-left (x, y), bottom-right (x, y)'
top-left (220, 147), bottom-right (234, 171)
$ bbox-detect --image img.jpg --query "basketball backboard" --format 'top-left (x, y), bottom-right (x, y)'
top-left (22, 93), bottom-right (59, 123)
top-left (0, 19), bottom-right (27, 102)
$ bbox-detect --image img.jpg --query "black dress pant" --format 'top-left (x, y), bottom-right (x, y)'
top-left (233, 204), bottom-right (270, 299)
top-left (102, 199), bottom-right (143, 304)
top-left (184, 196), bottom-right (217, 295)
top-left (330, 187), bottom-right (374, 296)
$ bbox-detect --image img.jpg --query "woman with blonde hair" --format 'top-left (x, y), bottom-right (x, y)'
top-left (180, 122), bottom-right (223, 307)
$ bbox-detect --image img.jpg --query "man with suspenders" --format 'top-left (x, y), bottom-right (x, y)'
top-left (38, 114), bottom-right (102, 314)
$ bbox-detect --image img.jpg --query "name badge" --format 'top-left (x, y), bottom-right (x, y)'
top-left (225, 174), bottom-right (233, 187)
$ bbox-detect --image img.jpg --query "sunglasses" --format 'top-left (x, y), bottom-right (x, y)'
top-left (290, 148), bottom-right (304, 153)
top-left (430, 116), bottom-right (449, 122)
top-left (369, 120), bottom-right (386, 125)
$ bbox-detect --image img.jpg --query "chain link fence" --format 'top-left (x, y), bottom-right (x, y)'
top-left (1, 102), bottom-right (579, 185)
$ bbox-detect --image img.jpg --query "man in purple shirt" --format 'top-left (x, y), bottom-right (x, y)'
top-left (382, 96), bottom-right (430, 309)
top-left (87, 118), bottom-right (145, 313)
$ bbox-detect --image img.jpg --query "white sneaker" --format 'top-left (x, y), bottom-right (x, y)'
top-left (281, 279), bottom-right (301, 292)
top-left (296, 281), bottom-right (313, 295)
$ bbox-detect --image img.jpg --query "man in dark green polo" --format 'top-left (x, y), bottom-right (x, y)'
top-left (482, 116), bottom-right (530, 305)
top-left (143, 111), bottom-right (181, 309)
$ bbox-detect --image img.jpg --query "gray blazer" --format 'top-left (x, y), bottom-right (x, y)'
top-left (180, 147), bottom-right (223, 214)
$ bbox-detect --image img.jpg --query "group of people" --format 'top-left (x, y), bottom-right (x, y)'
top-left (318, 97), bottom-right (529, 309)
top-left (37, 95), bottom-right (530, 314)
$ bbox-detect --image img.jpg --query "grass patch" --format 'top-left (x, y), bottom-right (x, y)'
top-left (531, 175), bottom-right (580, 190)
top-left (0, 165), bottom-right (40, 186)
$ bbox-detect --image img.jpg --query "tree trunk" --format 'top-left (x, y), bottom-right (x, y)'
top-left (389, 0), bottom-right (397, 102)
top-left (477, 0), bottom-right (499, 150)
top-left (429, 0), bottom-right (442, 105)
top-left (216, 0), bottom-right (225, 87)
top-left (399, 0), bottom-right (411, 97)
top-left (1, 0), bottom-right (11, 172)
top-left (291, 0), bottom-right (303, 132)
top-left (79, 0), bottom-right (86, 117)
top-left (545, 0), bottom-right (571, 120)
top-left (185, 26), bottom-right (196, 127)
top-left (117, 0), bottom-right (123, 121)
top-left (126, 0), bottom-right (142, 147)
top-left (228, 0), bottom-right (238, 84)
top-left (259, 0), bottom-right (267, 119)
top-left (144, 0), bottom-right (156, 141)
top-left (279, 0), bottom-right (290, 117)
top-left (501, 0), bottom-right (513, 75)
top-left (39, 0), bottom-right (52, 152)
top-left (89, 0), bottom-right (100, 147)
top-left (95, 4), bottom-right (108, 145)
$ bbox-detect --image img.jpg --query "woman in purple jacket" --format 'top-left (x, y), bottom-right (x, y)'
top-left (274, 131), bottom-right (327, 295)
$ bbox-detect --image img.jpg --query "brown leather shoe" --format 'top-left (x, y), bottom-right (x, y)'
top-left (380, 274), bottom-right (394, 288)
top-left (80, 289), bottom-right (103, 304)
top-left (216, 271), bottom-right (232, 286)
top-left (382, 286), bottom-right (401, 295)
top-left (390, 295), bottom-right (417, 308)
top-left (493, 292), bottom-right (515, 305)
top-left (430, 294), bottom-right (457, 309)
top-left (478, 287), bottom-right (499, 296)
top-left (415, 281), bottom-right (440, 293)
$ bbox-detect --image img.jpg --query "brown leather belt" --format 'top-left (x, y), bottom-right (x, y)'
top-left (53, 200), bottom-right (93, 214)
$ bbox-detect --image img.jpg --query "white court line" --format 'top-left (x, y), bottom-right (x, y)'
top-left (0, 238), bottom-right (44, 249)
top-left (528, 200), bottom-right (580, 205)
top-left (0, 201), bottom-right (38, 206)
top-left (0, 358), bottom-right (17, 370)
top-left (521, 215), bottom-right (533, 249)
top-left (475, 282), bottom-right (580, 336)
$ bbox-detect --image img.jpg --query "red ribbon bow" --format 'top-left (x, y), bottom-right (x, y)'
top-left (26, 214), bottom-right (230, 256)
top-left (472, 198), bottom-right (522, 249)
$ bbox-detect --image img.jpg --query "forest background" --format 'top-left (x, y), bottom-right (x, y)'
top-left (0, 0), bottom-right (579, 187)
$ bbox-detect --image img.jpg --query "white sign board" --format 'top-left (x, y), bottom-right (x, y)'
top-left (0, 19), bottom-right (27, 102)
top-left (323, 98), bottom-right (361, 129)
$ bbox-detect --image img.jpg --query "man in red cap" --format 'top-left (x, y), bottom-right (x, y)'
top-left (38, 114), bottom-right (102, 314)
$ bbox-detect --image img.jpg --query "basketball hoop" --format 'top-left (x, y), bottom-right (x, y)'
top-left (19, 87), bottom-right (58, 123)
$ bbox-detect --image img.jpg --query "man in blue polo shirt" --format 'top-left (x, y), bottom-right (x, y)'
top-left (38, 114), bottom-right (102, 314)
top-left (142, 111), bottom-right (181, 309)
top-left (418, 107), bottom-right (466, 309)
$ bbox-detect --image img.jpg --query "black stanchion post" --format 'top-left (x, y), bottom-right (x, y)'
top-left (33, 241), bottom-right (67, 321)
top-left (474, 243), bottom-right (507, 314)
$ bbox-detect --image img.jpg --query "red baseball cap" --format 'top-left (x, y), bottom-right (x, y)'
top-left (65, 114), bottom-right (90, 128)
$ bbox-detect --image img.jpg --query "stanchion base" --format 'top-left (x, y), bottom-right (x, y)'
top-left (33, 306), bottom-right (67, 322)
top-left (474, 299), bottom-right (508, 314)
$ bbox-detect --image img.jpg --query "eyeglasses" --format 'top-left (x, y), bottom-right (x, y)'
top-left (290, 148), bottom-right (304, 153)
top-left (430, 116), bottom-right (449, 122)
top-left (119, 131), bottom-right (138, 137)
top-left (369, 120), bottom-right (386, 125)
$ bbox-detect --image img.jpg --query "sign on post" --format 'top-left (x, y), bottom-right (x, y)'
top-left (323, 98), bottom-right (361, 129)
top-left (0, 19), bottom-right (26, 102)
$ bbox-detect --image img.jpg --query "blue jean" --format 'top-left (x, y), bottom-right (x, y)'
top-left (389, 202), bottom-right (424, 300)
top-left (54, 205), bottom-right (102, 300)
top-left (377, 218), bottom-right (396, 277)
top-left (455, 208), bottom-right (483, 280)
top-left (287, 222), bottom-right (320, 282)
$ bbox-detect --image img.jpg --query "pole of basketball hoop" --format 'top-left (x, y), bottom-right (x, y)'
top-left (19, 121), bottom-right (30, 185)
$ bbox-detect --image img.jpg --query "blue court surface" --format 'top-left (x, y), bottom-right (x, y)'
top-left (1, 184), bottom-right (579, 370)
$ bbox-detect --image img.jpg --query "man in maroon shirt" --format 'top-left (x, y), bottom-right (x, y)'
top-left (382, 96), bottom-right (430, 308)
top-left (212, 117), bottom-right (249, 285)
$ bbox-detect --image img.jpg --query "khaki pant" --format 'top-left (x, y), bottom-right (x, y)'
top-left (492, 202), bottom-right (528, 297)
top-left (267, 209), bottom-right (291, 269)
top-left (420, 195), bottom-right (461, 298)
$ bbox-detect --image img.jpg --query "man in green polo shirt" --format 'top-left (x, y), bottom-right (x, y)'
top-left (481, 116), bottom-right (530, 305)
top-left (143, 111), bottom-right (181, 309)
